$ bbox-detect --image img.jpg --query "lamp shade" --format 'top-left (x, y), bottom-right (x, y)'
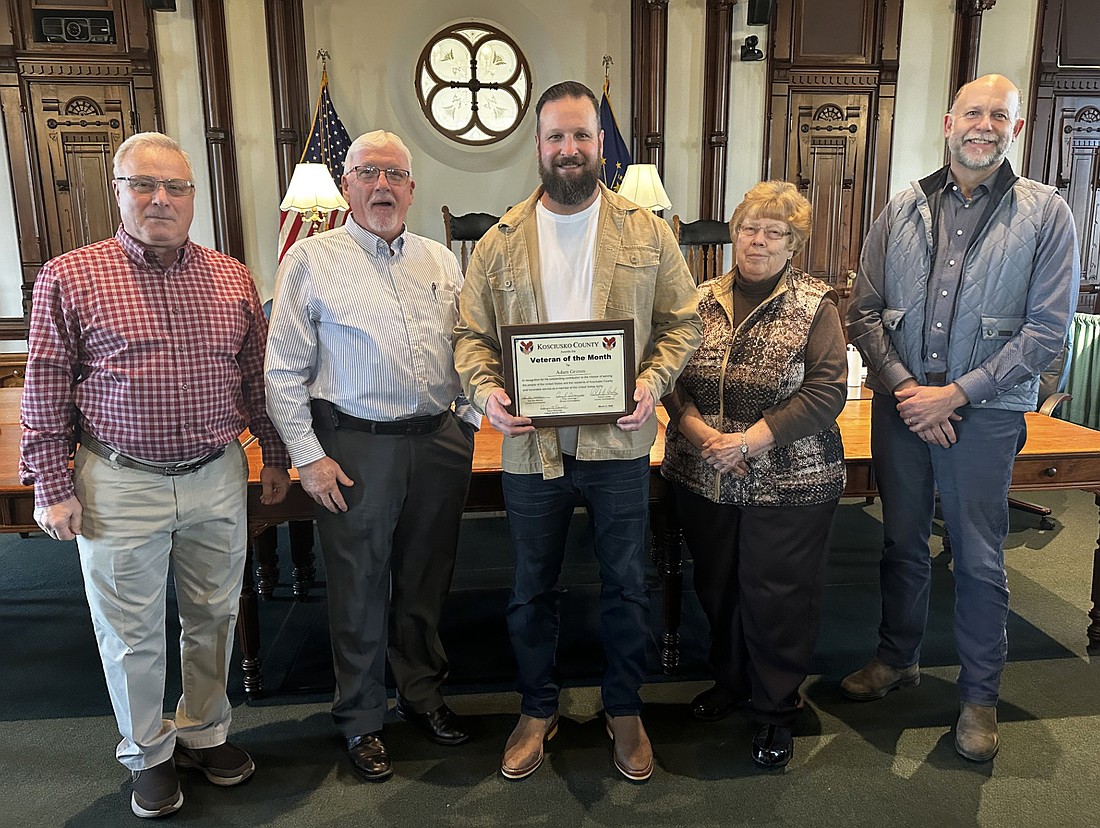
top-left (616, 163), bottom-right (672, 212)
top-left (279, 163), bottom-right (349, 213)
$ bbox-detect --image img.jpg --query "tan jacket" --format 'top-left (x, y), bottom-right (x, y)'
top-left (454, 182), bottom-right (702, 478)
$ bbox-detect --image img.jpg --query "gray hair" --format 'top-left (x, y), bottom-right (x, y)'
top-left (113, 132), bottom-right (194, 179)
top-left (343, 130), bottom-right (413, 175)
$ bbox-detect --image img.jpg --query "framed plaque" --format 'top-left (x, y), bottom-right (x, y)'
top-left (500, 319), bottom-right (636, 427)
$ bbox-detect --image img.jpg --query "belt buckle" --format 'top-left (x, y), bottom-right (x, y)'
top-left (163, 462), bottom-right (197, 477)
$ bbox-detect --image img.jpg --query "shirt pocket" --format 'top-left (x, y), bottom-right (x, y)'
top-left (486, 268), bottom-right (517, 294)
top-left (434, 287), bottom-right (458, 333)
top-left (607, 246), bottom-right (660, 314)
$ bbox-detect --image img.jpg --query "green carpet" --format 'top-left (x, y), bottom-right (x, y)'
top-left (2, 492), bottom-right (1100, 826)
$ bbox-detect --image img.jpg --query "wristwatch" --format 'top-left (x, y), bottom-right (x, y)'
top-left (739, 432), bottom-right (749, 458)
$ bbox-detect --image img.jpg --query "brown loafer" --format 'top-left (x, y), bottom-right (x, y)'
top-left (500, 714), bottom-right (558, 780)
top-left (605, 713), bottom-right (653, 782)
top-left (955, 702), bottom-right (999, 761)
top-left (840, 657), bottom-right (920, 701)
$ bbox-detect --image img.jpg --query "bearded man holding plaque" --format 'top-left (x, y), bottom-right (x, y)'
top-left (453, 80), bottom-right (701, 783)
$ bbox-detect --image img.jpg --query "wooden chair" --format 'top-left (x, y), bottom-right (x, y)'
top-left (673, 215), bottom-right (732, 284)
top-left (442, 206), bottom-right (499, 272)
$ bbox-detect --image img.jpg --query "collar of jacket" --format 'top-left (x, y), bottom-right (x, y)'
top-left (496, 180), bottom-right (642, 234)
top-left (917, 159), bottom-right (1018, 207)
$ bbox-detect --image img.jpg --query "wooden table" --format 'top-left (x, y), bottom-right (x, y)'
top-left (3, 388), bottom-right (1100, 696)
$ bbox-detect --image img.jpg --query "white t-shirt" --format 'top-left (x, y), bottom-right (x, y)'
top-left (535, 194), bottom-right (602, 455)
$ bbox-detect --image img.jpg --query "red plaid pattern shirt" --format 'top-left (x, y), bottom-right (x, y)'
top-left (20, 227), bottom-right (290, 508)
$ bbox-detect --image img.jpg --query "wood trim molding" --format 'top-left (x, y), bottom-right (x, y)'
top-left (949, 0), bottom-right (997, 99)
top-left (699, 0), bottom-right (736, 219)
top-left (264, 0), bottom-right (309, 195)
top-left (631, 0), bottom-right (670, 175)
top-left (192, 0), bottom-right (245, 261)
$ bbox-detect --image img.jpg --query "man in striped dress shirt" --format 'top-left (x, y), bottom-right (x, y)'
top-left (265, 130), bottom-right (479, 782)
top-left (20, 132), bottom-right (292, 818)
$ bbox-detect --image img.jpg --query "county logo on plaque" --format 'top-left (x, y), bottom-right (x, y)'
top-left (500, 319), bottom-right (636, 426)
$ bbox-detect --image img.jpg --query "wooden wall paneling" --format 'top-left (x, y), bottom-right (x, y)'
top-left (699, 0), bottom-right (735, 220)
top-left (264, 0), bottom-right (309, 195)
top-left (631, 0), bottom-right (669, 175)
top-left (791, 0), bottom-right (874, 65)
top-left (787, 91), bottom-right (869, 282)
top-left (1055, 100), bottom-right (1100, 283)
top-left (28, 80), bottom-right (127, 254)
top-left (765, 0), bottom-right (901, 287)
top-left (192, 0), bottom-right (245, 261)
top-left (0, 2), bottom-right (12, 48)
top-left (1027, 0), bottom-right (1100, 286)
top-left (0, 0), bottom-right (160, 337)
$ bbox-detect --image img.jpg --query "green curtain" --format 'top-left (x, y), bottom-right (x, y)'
top-left (1060, 313), bottom-right (1100, 431)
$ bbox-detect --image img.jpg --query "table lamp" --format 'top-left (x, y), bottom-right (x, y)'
top-left (279, 163), bottom-right (349, 227)
top-left (617, 163), bottom-right (672, 212)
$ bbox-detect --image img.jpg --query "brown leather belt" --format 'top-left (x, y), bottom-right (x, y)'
top-left (80, 432), bottom-right (226, 476)
top-left (925, 371), bottom-right (947, 386)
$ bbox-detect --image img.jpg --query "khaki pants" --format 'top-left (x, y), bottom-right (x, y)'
top-left (73, 441), bottom-right (248, 771)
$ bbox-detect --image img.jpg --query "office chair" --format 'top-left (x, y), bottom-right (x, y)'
top-left (672, 215), bottom-right (732, 284)
top-left (442, 206), bottom-right (499, 272)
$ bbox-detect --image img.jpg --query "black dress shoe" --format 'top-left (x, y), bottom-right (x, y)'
top-left (395, 702), bottom-right (470, 746)
top-left (347, 732), bottom-right (393, 782)
top-left (751, 724), bottom-right (793, 769)
top-left (690, 684), bottom-right (743, 722)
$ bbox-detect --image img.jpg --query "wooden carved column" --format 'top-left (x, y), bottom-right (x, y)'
top-left (193, 0), bottom-right (245, 261)
top-left (264, 0), bottom-right (309, 195)
top-left (949, 0), bottom-right (996, 100)
top-left (631, 0), bottom-right (670, 175)
top-left (699, 0), bottom-right (736, 220)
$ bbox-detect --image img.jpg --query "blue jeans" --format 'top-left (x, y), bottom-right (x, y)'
top-left (871, 392), bottom-right (1024, 705)
top-left (503, 455), bottom-right (651, 718)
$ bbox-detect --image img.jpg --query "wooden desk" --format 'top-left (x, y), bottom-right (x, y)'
top-left (3, 389), bottom-right (1100, 695)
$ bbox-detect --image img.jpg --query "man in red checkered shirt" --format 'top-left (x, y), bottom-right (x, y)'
top-left (19, 132), bottom-right (291, 819)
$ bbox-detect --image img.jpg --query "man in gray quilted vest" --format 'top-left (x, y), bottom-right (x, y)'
top-left (844, 74), bottom-right (1079, 761)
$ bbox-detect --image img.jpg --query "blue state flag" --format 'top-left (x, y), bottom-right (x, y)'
top-left (599, 77), bottom-right (632, 191)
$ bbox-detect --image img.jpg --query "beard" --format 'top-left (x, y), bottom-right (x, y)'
top-left (539, 153), bottom-right (601, 206)
top-left (358, 200), bottom-right (403, 239)
top-left (948, 129), bottom-right (1011, 172)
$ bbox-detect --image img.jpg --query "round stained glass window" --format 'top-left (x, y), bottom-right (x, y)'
top-left (416, 23), bottom-right (532, 146)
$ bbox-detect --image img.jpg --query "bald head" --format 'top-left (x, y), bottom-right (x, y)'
top-left (944, 73), bottom-right (1024, 181)
top-left (949, 74), bottom-right (1021, 122)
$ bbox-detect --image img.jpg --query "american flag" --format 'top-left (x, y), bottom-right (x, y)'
top-left (278, 67), bottom-right (353, 261)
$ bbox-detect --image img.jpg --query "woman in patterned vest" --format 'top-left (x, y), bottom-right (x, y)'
top-left (662, 181), bottom-right (847, 769)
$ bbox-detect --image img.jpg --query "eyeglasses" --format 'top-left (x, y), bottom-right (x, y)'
top-left (114, 176), bottom-right (195, 197)
top-left (349, 165), bottom-right (411, 185)
top-left (737, 224), bottom-right (792, 241)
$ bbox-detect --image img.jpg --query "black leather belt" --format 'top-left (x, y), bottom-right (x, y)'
top-left (80, 432), bottom-right (226, 477)
top-left (925, 371), bottom-right (947, 386)
top-left (337, 409), bottom-right (447, 435)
